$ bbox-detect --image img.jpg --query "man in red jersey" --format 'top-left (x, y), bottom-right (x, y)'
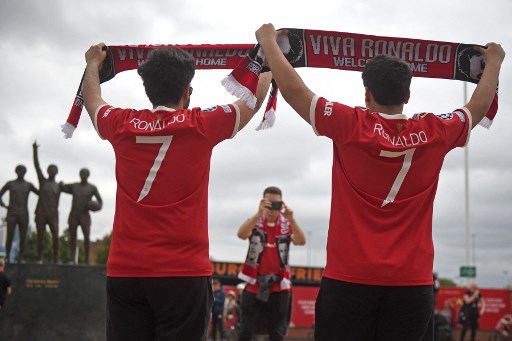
top-left (237, 186), bottom-right (306, 341)
top-left (255, 23), bottom-right (505, 340)
top-left (82, 43), bottom-right (272, 341)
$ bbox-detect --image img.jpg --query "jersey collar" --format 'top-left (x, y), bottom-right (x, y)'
top-left (151, 106), bottom-right (177, 112)
top-left (376, 112), bottom-right (408, 120)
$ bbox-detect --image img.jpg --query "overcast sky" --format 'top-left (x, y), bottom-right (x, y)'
top-left (0, 0), bottom-right (511, 288)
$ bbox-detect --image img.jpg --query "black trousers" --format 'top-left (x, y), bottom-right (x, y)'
top-left (315, 277), bottom-right (434, 341)
top-left (459, 317), bottom-right (479, 341)
top-left (239, 290), bottom-right (291, 341)
top-left (211, 311), bottom-right (224, 340)
top-left (106, 276), bottom-right (213, 341)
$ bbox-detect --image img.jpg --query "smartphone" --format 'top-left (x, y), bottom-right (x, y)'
top-left (270, 201), bottom-right (283, 211)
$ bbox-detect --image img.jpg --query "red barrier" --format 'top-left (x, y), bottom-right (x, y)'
top-left (436, 287), bottom-right (511, 331)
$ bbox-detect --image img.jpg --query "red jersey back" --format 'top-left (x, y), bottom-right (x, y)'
top-left (311, 96), bottom-right (471, 286)
top-left (94, 104), bottom-right (240, 277)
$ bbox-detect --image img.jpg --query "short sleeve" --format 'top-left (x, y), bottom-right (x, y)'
top-left (198, 104), bottom-right (240, 145)
top-left (435, 107), bottom-right (472, 150)
top-left (94, 105), bottom-right (133, 140)
top-left (310, 95), bottom-right (357, 144)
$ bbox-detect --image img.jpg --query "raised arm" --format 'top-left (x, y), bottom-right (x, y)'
top-left (479, 297), bottom-right (486, 316)
top-left (465, 43), bottom-right (505, 129)
top-left (256, 24), bottom-right (316, 124)
top-left (282, 202), bottom-right (306, 245)
top-left (237, 199), bottom-right (269, 239)
top-left (82, 43), bottom-right (108, 123)
top-left (32, 141), bottom-right (44, 183)
top-left (463, 290), bottom-right (480, 304)
top-left (236, 72), bottom-right (273, 130)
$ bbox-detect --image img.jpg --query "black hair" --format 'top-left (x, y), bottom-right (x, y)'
top-left (362, 55), bottom-right (412, 106)
top-left (137, 47), bottom-right (195, 106)
top-left (263, 186), bottom-right (282, 197)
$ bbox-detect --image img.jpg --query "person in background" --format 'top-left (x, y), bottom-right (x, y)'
top-left (0, 259), bottom-right (12, 311)
top-left (495, 314), bottom-right (512, 340)
top-left (459, 282), bottom-right (486, 341)
top-left (235, 282), bottom-right (246, 330)
top-left (211, 279), bottom-right (226, 341)
top-left (223, 290), bottom-right (239, 338)
top-left (237, 186), bottom-right (306, 341)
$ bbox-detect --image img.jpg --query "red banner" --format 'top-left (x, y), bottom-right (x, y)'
top-left (436, 287), bottom-right (511, 331)
top-left (290, 286), bottom-right (319, 328)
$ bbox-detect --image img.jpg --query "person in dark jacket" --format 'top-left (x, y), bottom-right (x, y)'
top-left (211, 278), bottom-right (226, 341)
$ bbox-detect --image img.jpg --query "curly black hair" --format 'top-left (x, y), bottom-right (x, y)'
top-left (137, 47), bottom-right (195, 106)
top-left (362, 55), bottom-right (412, 106)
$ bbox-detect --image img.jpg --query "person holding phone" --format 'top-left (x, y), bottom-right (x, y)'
top-left (236, 186), bottom-right (306, 341)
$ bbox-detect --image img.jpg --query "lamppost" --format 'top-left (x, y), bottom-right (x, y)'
top-left (471, 233), bottom-right (476, 267)
top-left (307, 230), bottom-right (312, 266)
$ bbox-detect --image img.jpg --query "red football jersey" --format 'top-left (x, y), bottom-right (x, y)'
top-left (311, 96), bottom-right (471, 286)
top-left (94, 104), bottom-right (240, 277)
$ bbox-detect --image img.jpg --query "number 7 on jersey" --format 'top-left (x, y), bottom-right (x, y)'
top-left (379, 148), bottom-right (416, 207)
top-left (136, 136), bottom-right (173, 202)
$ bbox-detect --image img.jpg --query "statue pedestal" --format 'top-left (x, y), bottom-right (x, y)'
top-left (0, 263), bottom-right (106, 341)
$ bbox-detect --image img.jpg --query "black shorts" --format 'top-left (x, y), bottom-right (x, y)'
top-left (315, 277), bottom-right (434, 341)
top-left (106, 276), bottom-right (213, 341)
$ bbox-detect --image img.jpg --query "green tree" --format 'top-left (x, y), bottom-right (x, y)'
top-left (439, 277), bottom-right (457, 287)
top-left (24, 229), bottom-right (53, 263)
top-left (59, 228), bottom-right (85, 264)
top-left (95, 232), bottom-right (111, 265)
top-left (23, 228), bottom-right (85, 264)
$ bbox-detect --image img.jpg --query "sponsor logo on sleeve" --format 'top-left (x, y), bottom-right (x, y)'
top-left (436, 113), bottom-right (453, 120)
top-left (324, 101), bottom-right (334, 116)
top-left (413, 113), bottom-right (429, 120)
top-left (221, 105), bottom-right (232, 113)
top-left (102, 107), bottom-right (114, 118)
top-left (203, 106), bottom-right (217, 112)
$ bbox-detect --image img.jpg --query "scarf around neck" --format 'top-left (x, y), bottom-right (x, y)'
top-left (62, 29), bottom-right (498, 138)
top-left (238, 215), bottom-right (292, 293)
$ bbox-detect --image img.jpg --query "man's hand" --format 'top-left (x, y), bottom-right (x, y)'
top-left (477, 42), bottom-right (505, 67)
top-left (83, 43), bottom-right (109, 119)
top-left (466, 42), bottom-right (505, 128)
top-left (85, 43), bottom-right (107, 69)
top-left (282, 202), bottom-right (294, 220)
top-left (256, 23), bottom-right (278, 47)
top-left (258, 198), bottom-right (272, 215)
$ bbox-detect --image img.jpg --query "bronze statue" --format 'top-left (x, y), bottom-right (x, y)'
top-left (33, 141), bottom-right (61, 264)
top-left (0, 165), bottom-right (39, 263)
top-left (60, 168), bottom-right (102, 265)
